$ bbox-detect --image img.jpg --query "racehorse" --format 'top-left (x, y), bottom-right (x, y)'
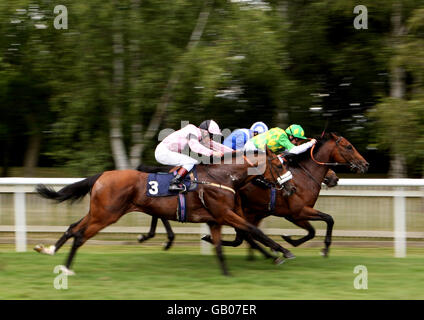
top-left (138, 133), bottom-right (368, 258)
top-left (205, 132), bottom-right (369, 257)
top-left (136, 168), bottom-right (339, 251)
top-left (33, 148), bottom-right (296, 276)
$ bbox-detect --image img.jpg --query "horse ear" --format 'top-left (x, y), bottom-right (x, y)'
top-left (330, 132), bottom-right (338, 140)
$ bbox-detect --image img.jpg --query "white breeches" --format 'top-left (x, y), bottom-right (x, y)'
top-left (155, 143), bottom-right (199, 172)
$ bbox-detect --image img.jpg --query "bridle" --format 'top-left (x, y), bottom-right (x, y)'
top-left (310, 136), bottom-right (351, 167)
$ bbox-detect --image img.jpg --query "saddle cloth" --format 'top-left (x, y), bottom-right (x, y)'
top-left (146, 167), bottom-right (198, 197)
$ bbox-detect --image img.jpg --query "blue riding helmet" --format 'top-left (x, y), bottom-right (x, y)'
top-left (250, 121), bottom-right (268, 135)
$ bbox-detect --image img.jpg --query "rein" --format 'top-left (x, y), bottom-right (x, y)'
top-left (310, 137), bottom-right (350, 167)
top-left (297, 162), bottom-right (323, 188)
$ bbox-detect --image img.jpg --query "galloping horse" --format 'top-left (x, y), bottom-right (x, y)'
top-left (34, 148), bottom-right (296, 276)
top-left (136, 168), bottom-right (339, 251)
top-left (138, 133), bottom-right (368, 258)
top-left (205, 132), bottom-right (369, 257)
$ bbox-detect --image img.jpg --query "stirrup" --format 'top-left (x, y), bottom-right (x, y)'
top-left (168, 183), bottom-right (186, 192)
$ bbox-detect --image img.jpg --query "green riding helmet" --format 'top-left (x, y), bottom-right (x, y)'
top-left (285, 124), bottom-right (307, 140)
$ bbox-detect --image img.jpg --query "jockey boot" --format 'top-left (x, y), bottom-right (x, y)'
top-left (168, 167), bottom-right (189, 192)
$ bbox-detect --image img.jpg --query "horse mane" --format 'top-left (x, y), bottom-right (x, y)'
top-left (284, 132), bottom-right (335, 167)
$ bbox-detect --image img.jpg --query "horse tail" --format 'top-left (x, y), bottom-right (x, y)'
top-left (36, 173), bottom-right (103, 203)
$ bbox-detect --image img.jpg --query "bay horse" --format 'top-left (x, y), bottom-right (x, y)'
top-left (136, 168), bottom-right (338, 251)
top-left (138, 133), bottom-right (368, 258)
top-left (204, 132), bottom-right (369, 257)
top-left (34, 148), bottom-right (296, 276)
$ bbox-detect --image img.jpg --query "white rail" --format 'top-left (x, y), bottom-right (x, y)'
top-left (0, 177), bottom-right (423, 257)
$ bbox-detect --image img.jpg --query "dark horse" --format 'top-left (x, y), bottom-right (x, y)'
top-left (136, 168), bottom-right (339, 252)
top-left (34, 148), bottom-right (296, 276)
top-left (205, 132), bottom-right (369, 257)
top-left (138, 133), bottom-right (368, 258)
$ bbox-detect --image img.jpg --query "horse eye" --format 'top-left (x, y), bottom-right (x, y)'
top-left (346, 145), bottom-right (353, 150)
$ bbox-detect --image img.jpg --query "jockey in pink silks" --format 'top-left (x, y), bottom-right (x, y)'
top-left (155, 120), bottom-right (233, 192)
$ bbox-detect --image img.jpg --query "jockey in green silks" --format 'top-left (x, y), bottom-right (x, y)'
top-left (243, 124), bottom-right (316, 187)
top-left (243, 124), bottom-right (317, 154)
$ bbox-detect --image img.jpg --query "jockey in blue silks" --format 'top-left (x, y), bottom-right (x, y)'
top-left (223, 121), bottom-right (268, 150)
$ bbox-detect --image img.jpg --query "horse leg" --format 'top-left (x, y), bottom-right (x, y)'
top-left (314, 212), bottom-right (334, 257)
top-left (34, 218), bottom-right (84, 256)
top-left (296, 207), bottom-right (334, 257)
top-left (162, 218), bottom-right (175, 250)
top-left (219, 208), bottom-right (295, 260)
top-left (62, 209), bottom-right (123, 274)
top-left (137, 217), bottom-right (175, 250)
top-left (201, 229), bottom-right (276, 261)
top-left (137, 216), bottom-right (158, 243)
top-left (201, 230), bottom-right (244, 247)
top-left (208, 222), bottom-right (230, 276)
top-left (281, 218), bottom-right (316, 247)
top-left (242, 232), bottom-right (278, 261)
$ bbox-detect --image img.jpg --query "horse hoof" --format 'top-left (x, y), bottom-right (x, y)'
top-left (201, 235), bottom-right (212, 243)
top-left (274, 257), bottom-right (285, 265)
top-left (163, 242), bottom-right (172, 251)
top-left (284, 251), bottom-right (296, 259)
top-left (59, 265), bottom-right (76, 276)
top-left (321, 249), bottom-right (329, 258)
top-left (34, 244), bottom-right (55, 255)
top-left (34, 244), bottom-right (43, 253)
top-left (281, 235), bottom-right (292, 243)
top-left (137, 234), bottom-right (146, 243)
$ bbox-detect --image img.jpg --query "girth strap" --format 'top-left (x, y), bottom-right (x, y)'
top-left (268, 187), bottom-right (276, 213)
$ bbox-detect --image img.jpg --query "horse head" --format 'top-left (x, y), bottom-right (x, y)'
top-left (318, 133), bottom-right (369, 173)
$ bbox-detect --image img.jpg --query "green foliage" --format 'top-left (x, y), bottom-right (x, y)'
top-left (1, 0), bottom-right (424, 176)
top-left (371, 5), bottom-right (424, 176)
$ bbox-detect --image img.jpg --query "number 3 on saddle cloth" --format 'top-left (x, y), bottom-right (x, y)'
top-left (146, 167), bottom-right (198, 222)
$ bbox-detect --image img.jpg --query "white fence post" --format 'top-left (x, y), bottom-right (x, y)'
top-left (14, 191), bottom-right (27, 252)
top-left (393, 188), bottom-right (406, 258)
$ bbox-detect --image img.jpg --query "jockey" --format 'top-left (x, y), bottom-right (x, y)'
top-left (155, 120), bottom-right (232, 192)
top-left (223, 121), bottom-right (268, 150)
top-left (244, 124), bottom-right (317, 155)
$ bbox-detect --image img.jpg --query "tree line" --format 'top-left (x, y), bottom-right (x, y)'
top-left (0, 0), bottom-right (423, 177)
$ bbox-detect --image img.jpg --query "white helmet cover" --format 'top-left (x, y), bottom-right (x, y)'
top-left (250, 121), bottom-right (268, 134)
top-left (199, 120), bottom-right (222, 136)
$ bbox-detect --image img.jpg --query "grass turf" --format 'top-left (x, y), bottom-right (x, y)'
top-left (0, 244), bottom-right (423, 300)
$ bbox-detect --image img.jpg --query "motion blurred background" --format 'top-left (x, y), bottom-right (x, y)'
top-left (1, 0), bottom-right (424, 178)
top-left (1, 1), bottom-right (424, 300)
top-left (1, 0), bottom-right (424, 252)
